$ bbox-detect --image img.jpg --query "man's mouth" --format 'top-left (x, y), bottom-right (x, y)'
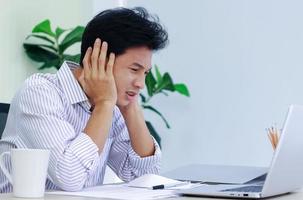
top-left (126, 91), bottom-right (138, 96)
top-left (126, 91), bottom-right (138, 101)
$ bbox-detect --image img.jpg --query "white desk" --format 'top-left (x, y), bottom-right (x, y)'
top-left (1, 190), bottom-right (303, 200)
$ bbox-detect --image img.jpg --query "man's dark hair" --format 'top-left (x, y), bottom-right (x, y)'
top-left (80, 7), bottom-right (168, 65)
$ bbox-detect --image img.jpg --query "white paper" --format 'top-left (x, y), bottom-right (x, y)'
top-left (47, 174), bottom-right (197, 200)
top-left (47, 184), bottom-right (178, 200)
top-left (127, 174), bottom-right (185, 189)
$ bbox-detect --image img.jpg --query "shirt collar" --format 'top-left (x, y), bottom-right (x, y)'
top-left (57, 61), bottom-right (92, 111)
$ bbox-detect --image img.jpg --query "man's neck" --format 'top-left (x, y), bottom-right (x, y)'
top-left (72, 67), bottom-right (82, 80)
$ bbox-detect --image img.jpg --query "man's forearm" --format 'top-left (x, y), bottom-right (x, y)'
top-left (120, 104), bottom-right (155, 157)
top-left (84, 102), bottom-right (115, 153)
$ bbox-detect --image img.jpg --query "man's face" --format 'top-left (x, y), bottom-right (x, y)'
top-left (113, 46), bottom-right (152, 107)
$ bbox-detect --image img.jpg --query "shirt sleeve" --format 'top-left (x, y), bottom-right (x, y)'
top-left (17, 84), bottom-right (99, 191)
top-left (107, 106), bottom-right (162, 182)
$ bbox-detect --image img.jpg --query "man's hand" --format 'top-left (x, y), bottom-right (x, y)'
top-left (118, 98), bottom-right (139, 114)
top-left (78, 38), bottom-right (117, 153)
top-left (81, 38), bottom-right (117, 107)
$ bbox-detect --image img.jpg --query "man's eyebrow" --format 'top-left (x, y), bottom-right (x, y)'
top-left (133, 62), bottom-right (151, 71)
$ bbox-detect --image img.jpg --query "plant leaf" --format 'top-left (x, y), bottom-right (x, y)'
top-left (27, 43), bottom-right (57, 52)
top-left (63, 54), bottom-right (81, 63)
top-left (59, 26), bottom-right (85, 53)
top-left (145, 71), bottom-right (157, 97)
top-left (38, 59), bottom-right (61, 70)
top-left (145, 121), bottom-right (161, 148)
top-left (23, 43), bottom-right (60, 69)
top-left (143, 105), bottom-right (170, 128)
top-left (139, 93), bottom-right (146, 103)
top-left (154, 65), bottom-right (162, 82)
top-left (26, 34), bottom-right (55, 45)
top-left (23, 43), bottom-right (58, 61)
top-left (162, 73), bottom-right (175, 91)
top-left (55, 27), bottom-right (66, 38)
top-left (155, 72), bottom-right (175, 93)
top-left (32, 19), bottom-right (55, 37)
top-left (174, 83), bottom-right (190, 97)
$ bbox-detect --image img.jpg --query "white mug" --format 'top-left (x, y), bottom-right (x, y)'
top-left (0, 148), bottom-right (50, 198)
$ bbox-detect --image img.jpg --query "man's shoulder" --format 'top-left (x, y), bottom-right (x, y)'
top-left (12, 73), bottom-right (67, 112)
top-left (18, 72), bottom-right (63, 100)
top-left (24, 72), bottom-right (57, 88)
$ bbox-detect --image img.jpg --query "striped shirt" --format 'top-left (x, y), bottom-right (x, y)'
top-left (0, 61), bottom-right (161, 193)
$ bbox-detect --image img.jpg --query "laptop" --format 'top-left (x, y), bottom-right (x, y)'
top-left (178, 104), bottom-right (303, 198)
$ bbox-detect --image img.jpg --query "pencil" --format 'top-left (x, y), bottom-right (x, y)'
top-left (267, 132), bottom-right (275, 149)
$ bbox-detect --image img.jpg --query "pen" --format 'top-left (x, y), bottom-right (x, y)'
top-left (152, 182), bottom-right (189, 190)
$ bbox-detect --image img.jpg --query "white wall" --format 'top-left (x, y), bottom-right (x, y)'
top-left (0, 0), bottom-right (93, 103)
top-left (126, 0), bottom-right (303, 172)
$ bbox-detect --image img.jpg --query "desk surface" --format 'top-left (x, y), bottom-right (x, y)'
top-left (1, 190), bottom-right (303, 200)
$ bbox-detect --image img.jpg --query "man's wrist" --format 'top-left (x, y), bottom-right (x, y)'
top-left (119, 102), bottom-right (141, 117)
top-left (94, 101), bottom-right (116, 112)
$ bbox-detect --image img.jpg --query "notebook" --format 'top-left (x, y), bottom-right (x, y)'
top-left (178, 104), bottom-right (303, 198)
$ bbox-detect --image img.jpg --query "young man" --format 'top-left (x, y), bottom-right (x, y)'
top-left (0, 7), bottom-right (168, 192)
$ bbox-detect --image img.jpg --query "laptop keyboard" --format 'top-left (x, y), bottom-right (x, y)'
top-left (221, 185), bottom-right (263, 193)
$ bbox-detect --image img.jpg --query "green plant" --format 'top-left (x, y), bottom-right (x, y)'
top-left (23, 19), bottom-right (84, 69)
top-left (23, 19), bottom-right (190, 147)
top-left (141, 66), bottom-right (190, 147)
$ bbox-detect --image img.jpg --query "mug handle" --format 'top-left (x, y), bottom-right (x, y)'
top-left (0, 151), bottom-right (13, 184)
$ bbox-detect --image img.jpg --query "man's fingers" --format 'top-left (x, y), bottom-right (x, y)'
top-left (98, 41), bottom-right (108, 74)
top-left (83, 47), bottom-right (92, 78)
top-left (106, 53), bottom-right (115, 75)
top-left (91, 38), bottom-right (101, 75)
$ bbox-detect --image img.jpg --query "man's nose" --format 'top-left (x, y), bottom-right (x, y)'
top-left (134, 76), bottom-right (145, 89)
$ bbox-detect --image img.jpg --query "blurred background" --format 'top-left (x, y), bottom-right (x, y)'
top-left (1, 0), bottom-right (303, 175)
